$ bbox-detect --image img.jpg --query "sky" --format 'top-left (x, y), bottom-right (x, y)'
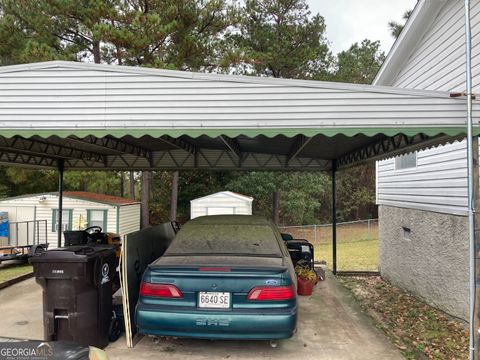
top-left (307, 0), bottom-right (418, 55)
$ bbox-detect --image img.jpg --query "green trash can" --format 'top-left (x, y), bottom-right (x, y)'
top-left (30, 245), bottom-right (116, 349)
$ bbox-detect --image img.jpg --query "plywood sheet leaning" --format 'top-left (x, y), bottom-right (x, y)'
top-left (119, 240), bottom-right (132, 348)
top-left (121, 223), bottom-right (176, 348)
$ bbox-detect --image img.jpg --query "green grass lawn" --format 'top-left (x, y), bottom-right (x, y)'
top-left (282, 221), bottom-right (379, 271)
top-left (0, 263), bottom-right (33, 283)
top-left (281, 222), bottom-right (379, 271)
top-left (315, 238), bottom-right (379, 271)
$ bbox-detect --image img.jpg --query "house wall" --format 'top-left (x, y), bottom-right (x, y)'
top-left (379, 205), bottom-right (469, 321)
top-left (375, 0), bottom-right (480, 320)
top-left (0, 194), bottom-right (115, 248)
top-left (190, 194), bottom-right (252, 219)
top-left (392, 0), bottom-right (480, 93)
top-left (118, 204), bottom-right (141, 235)
top-left (377, 0), bottom-right (480, 217)
top-left (377, 140), bottom-right (470, 215)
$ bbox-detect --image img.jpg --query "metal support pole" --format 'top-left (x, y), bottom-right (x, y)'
top-left (368, 219), bottom-right (371, 240)
top-left (465, 1), bottom-right (478, 359)
top-left (473, 136), bottom-right (479, 360)
top-left (57, 159), bottom-right (65, 248)
top-left (332, 160), bottom-right (337, 275)
top-left (33, 206), bottom-right (36, 245)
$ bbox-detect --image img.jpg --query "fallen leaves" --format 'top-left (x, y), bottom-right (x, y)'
top-left (338, 276), bottom-right (468, 360)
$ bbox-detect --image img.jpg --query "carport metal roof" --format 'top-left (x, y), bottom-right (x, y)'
top-left (0, 61), bottom-right (477, 171)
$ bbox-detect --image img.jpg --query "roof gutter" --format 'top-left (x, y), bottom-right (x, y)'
top-left (373, 0), bottom-right (448, 86)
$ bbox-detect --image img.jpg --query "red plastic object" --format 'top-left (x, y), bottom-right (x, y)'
top-left (297, 277), bottom-right (314, 296)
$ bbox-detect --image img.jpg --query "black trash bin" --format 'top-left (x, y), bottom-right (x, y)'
top-left (30, 245), bottom-right (117, 349)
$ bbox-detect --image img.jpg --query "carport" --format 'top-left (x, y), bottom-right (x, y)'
top-left (0, 60), bottom-right (478, 353)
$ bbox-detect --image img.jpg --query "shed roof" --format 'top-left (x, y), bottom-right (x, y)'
top-left (191, 191), bottom-right (254, 203)
top-left (0, 60), bottom-right (476, 171)
top-left (0, 191), bottom-right (139, 206)
top-left (63, 191), bottom-right (139, 206)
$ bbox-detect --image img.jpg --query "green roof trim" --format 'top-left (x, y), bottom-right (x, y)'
top-left (0, 127), bottom-right (477, 138)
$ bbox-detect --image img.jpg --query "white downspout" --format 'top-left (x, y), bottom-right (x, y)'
top-left (465, 1), bottom-right (476, 359)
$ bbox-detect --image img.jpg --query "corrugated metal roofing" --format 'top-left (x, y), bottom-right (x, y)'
top-left (0, 61), bottom-right (476, 170)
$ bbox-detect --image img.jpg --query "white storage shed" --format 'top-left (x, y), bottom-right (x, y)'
top-left (0, 191), bottom-right (141, 248)
top-left (190, 191), bottom-right (253, 219)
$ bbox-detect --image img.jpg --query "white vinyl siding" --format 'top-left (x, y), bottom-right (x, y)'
top-left (392, 0), bottom-right (480, 93)
top-left (377, 140), bottom-right (471, 215)
top-left (0, 194), bottom-right (140, 248)
top-left (190, 192), bottom-right (253, 219)
top-left (375, 0), bottom-right (480, 216)
top-left (118, 204), bottom-right (141, 235)
top-left (0, 62), bottom-right (476, 134)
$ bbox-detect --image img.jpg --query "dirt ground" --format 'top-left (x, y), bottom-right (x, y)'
top-left (339, 276), bottom-right (469, 359)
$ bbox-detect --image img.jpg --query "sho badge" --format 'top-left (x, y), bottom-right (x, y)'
top-left (195, 318), bottom-right (229, 327)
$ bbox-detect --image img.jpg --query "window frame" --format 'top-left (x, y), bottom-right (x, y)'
top-left (51, 209), bottom-right (73, 232)
top-left (394, 151), bottom-right (418, 171)
top-left (86, 209), bottom-right (108, 231)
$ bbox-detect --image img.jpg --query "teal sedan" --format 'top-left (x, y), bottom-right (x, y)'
top-left (135, 215), bottom-right (298, 340)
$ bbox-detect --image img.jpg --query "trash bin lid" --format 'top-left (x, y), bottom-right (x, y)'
top-left (30, 245), bottom-right (115, 263)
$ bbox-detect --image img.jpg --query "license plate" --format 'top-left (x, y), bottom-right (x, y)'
top-left (198, 292), bottom-right (230, 309)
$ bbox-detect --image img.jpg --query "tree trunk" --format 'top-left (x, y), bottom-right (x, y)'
top-left (92, 41), bottom-right (101, 64)
top-left (141, 171), bottom-right (151, 229)
top-left (272, 191), bottom-right (280, 225)
top-left (149, 170), bottom-right (154, 201)
top-left (170, 171), bottom-right (179, 221)
top-left (129, 171), bottom-right (135, 199)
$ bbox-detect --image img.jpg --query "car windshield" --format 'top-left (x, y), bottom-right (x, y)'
top-left (165, 223), bottom-right (282, 257)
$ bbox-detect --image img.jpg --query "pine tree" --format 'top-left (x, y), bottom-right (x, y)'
top-left (228, 0), bottom-right (333, 79)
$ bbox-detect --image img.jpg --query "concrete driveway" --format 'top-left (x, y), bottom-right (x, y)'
top-left (0, 274), bottom-right (403, 360)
